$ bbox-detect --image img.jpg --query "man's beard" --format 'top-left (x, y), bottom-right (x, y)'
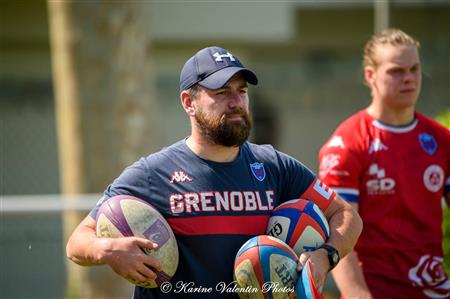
top-left (194, 107), bottom-right (252, 147)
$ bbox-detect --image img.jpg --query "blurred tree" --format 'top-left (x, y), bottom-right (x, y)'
top-left (47, 1), bottom-right (160, 298)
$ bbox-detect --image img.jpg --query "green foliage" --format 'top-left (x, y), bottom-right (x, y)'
top-left (435, 108), bottom-right (450, 128)
top-left (444, 206), bottom-right (450, 273)
top-left (435, 108), bottom-right (450, 273)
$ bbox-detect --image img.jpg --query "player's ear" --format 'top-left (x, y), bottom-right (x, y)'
top-left (364, 66), bottom-right (376, 87)
top-left (180, 90), bottom-right (195, 116)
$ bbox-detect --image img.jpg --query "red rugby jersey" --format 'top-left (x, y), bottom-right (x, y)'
top-left (319, 109), bottom-right (450, 299)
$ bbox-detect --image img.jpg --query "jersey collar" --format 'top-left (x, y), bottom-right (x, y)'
top-left (372, 118), bottom-right (418, 133)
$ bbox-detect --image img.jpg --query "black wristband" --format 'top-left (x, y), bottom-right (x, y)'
top-left (319, 244), bottom-right (340, 271)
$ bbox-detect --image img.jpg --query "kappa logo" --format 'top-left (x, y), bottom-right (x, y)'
top-left (369, 138), bottom-right (388, 154)
top-left (213, 52), bottom-right (235, 62)
top-left (169, 171), bottom-right (193, 184)
top-left (327, 136), bottom-right (345, 149)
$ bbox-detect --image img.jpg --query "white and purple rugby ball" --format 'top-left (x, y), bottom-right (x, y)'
top-left (96, 195), bottom-right (178, 288)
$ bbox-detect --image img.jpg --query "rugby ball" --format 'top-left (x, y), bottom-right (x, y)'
top-left (234, 235), bottom-right (298, 298)
top-left (266, 199), bottom-right (329, 255)
top-left (296, 261), bottom-right (324, 299)
top-left (96, 195), bottom-right (179, 288)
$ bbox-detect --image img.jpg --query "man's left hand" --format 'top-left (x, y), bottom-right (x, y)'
top-left (297, 248), bottom-right (329, 292)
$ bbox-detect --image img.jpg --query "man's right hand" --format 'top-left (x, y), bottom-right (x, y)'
top-left (95, 236), bottom-right (161, 283)
top-left (66, 215), bottom-right (162, 284)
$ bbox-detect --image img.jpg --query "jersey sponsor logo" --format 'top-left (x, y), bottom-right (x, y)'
top-left (423, 164), bottom-right (444, 193)
top-left (169, 190), bottom-right (275, 214)
top-left (408, 255), bottom-right (450, 299)
top-left (366, 163), bottom-right (396, 195)
top-left (213, 51), bottom-right (235, 62)
top-left (327, 136), bottom-right (345, 149)
top-left (419, 133), bottom-right (437, 155)
top-left (169, 171), bottom-right (193, 184)
top-left (319, 154), bottom-right (349, 177)
top-left (250, 162), bottom-right (266, 181)
top-left (368, 138), bottom-right (388, 154)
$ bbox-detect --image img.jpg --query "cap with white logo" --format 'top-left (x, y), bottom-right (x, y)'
top-left (179, 46), bottom-right (258, 91)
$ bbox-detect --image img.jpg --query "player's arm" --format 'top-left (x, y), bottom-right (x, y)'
top-left (298, 194), bottom-right (363, 291)
top-left (66, 214), bottom-right (161, 282)
top-left (331, 202), bottom-right (373, 299)
top-left (322, 195), bottom-right (362, 262)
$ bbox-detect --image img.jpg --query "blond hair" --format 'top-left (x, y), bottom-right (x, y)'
top-left (363, 28), bottom-right (420, 68)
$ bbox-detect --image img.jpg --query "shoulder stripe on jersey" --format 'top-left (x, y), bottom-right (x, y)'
top-left (331, 187), bottom-right (359, 196)
top-left (338, 193), bottom-right (359, 203)
top-left (330, 187), bottom-right (359, 203)
top-left (372, 119), bottom-right (417, 133)
top-left (167, 215), bottom-right (268, 235)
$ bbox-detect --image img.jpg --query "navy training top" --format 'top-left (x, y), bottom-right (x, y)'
top-left (90, 140), bottom-right (323, 299)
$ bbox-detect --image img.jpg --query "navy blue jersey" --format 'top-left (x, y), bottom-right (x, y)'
top-left (90, 140), bottom-right (335, 299)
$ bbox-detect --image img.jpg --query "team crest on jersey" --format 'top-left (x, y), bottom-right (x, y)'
top-left (250, 162), bottom-right (266, 182)
top-left (423, 164), bottom-right (444, 193)
top-left (419, 133), bottom-right (437, 155)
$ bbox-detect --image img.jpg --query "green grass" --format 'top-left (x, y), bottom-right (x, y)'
top-left (435, 109), bottom-right (450, 128)
top-left (444, 205), bottom-right (450, 273)
top-left (435, 109), bottom-right (450, 273)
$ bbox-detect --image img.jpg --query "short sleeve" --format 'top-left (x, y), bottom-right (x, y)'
top-left (277, 151), bottom-right (335, 212)
top-left (89, 158), bottom-right (151, 219)
top-left (318, 134), bottom-right (364, 203)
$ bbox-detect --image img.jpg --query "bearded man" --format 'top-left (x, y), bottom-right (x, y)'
top-left (66, 46), bottom-right (362, 299)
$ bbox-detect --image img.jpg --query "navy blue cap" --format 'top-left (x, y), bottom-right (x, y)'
top-left (179, 46), bottom-right (258, 91)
